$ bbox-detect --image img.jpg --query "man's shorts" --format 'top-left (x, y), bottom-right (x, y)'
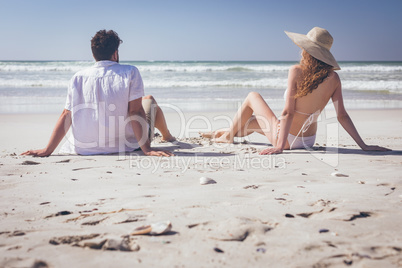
top-left (142, 98), bottom-right (156, 141)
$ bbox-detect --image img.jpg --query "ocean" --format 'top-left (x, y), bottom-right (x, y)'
top-left (0, 61), bottom-right (401, 113)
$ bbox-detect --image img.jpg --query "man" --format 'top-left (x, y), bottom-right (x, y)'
top-left (22, 30), bottom-right (174, 157)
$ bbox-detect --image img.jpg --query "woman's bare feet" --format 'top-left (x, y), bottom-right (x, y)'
top-left (200, 131), bottom-right (214, 139)
top-left (200, 129), bottom-right (228, 139)
top-left (161, 132), bottom-right (176, 142)
top-left (211, 132), bottom-right (233, 143)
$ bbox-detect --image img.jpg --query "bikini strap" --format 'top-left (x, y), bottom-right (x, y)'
top-left (289, 110), bottom-right (319, 150)
top-left (295, 110), bottom-right (313, 116)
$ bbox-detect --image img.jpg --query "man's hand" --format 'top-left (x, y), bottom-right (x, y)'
top-left (143, 149), bottom-right (174, 157)
top-left (21, 109), bottom-right (71, 158)
top-left (21, 148), bottom-right (52, 157)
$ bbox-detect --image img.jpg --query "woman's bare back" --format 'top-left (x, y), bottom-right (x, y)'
top-left (289, 68), bottom-right (340, 137)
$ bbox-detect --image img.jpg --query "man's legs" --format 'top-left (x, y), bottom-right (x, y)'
top-left (142, 95), bottom-right (175, 142)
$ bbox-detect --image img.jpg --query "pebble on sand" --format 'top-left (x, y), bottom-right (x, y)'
top-left (214, 247), bottom-right (224, 253)
top-left (200, 177), bottom-right (217, 185)
top-left (331, 172), bottom-right (349, 177)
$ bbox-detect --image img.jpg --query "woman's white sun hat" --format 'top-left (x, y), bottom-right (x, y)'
top-left (285, 27), bottom-right (340, 70)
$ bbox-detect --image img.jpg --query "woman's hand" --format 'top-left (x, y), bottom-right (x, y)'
top-left (21, 148), bottom-right (52, 157)
top-left (362, 145), bottom-right (391, 152)
top-left (260, 147), bottom-right (283, 155)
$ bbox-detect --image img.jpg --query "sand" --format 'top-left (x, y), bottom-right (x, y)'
top-left (0, 109), bottom-right (401, 267)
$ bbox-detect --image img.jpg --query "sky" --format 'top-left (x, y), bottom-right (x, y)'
top-left (0, 0), bottom-right (401, 61)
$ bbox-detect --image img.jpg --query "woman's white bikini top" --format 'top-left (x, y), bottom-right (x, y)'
top-left (283, 89), bottom-right (320, 144)
top-left (283, 88), bottom-right (319, 116)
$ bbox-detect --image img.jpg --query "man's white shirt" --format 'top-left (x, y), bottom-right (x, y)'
top-left (60, 60), bottom-right (145, 155)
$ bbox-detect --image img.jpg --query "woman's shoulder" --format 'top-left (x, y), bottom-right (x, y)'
top-left (289, 64), bottom-right (302, 72)
top-left (327, 70), bottom-right (341, 84)
top-left (288, 65), bottom-right (303, 80)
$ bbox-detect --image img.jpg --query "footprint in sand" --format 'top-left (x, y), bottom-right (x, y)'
top-left (191, 218), bottom-right (274, 243)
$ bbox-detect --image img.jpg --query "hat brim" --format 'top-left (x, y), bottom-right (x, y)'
top-left (285, 31), bottom-right (340, 70)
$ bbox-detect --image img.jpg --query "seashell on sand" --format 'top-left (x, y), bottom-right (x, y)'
top-left (131, 225), bottom-right (152, 235)
top-left (131, 221), bottom-right (172, 236)
top-left (150, 221), bottom-right (172, 235)
top-left (200, 177), bottom-right (216, 185)
top-left (331, 172), bottom-right (349, 177)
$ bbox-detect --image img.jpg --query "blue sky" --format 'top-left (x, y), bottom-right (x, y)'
top-left (1, 0), bottom-right (401, 61)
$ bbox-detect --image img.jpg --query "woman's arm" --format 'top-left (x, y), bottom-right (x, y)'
top-left (331, 75), bottom-right (390, 151)
top-left (260, 66), bottom-right (299, 155)
top-left (21, 109), bottom-right (72, 157)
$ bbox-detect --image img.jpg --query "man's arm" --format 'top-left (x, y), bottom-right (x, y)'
top-left (21, 109), bottom-right (72, 157)
top-left (128, 98), bottom-right (173, 157)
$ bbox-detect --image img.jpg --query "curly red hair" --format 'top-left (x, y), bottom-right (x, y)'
top-left (296, 50), bottom-right (333, 98)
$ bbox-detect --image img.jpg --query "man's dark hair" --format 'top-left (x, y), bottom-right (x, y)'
top-left (91, 30), bottom-right (122, 61)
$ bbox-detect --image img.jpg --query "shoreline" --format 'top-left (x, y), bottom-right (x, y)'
top-left (1, 60), bottom-right (402, 115)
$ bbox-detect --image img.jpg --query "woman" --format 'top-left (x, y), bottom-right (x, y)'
top-left (202, 27), bottom-right (390, 154)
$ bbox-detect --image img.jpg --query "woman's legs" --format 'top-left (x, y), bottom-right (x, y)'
top-left (201, 116), bottom-right (264, 139)
top-left (142, 95), bottom-right (175, 142)
top-left (204, 92), bottom-right (279, 144)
